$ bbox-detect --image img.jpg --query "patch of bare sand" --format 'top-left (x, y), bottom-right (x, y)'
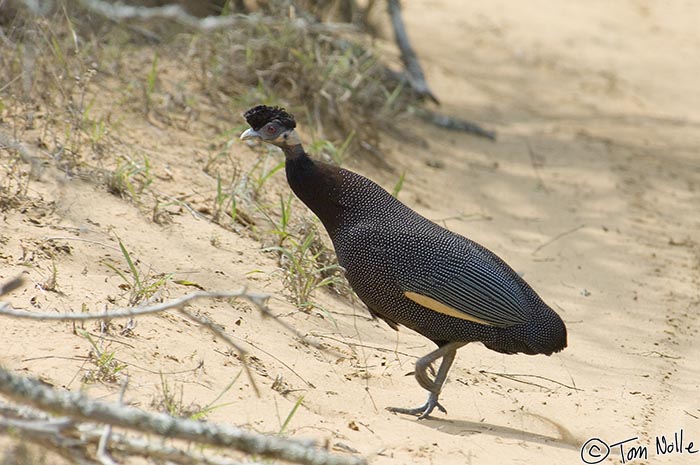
top-left (2, 1), bottom-right (699, 464)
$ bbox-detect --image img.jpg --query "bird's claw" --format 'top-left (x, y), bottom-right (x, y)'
top-left (386, 392), bottom-right (446, 419)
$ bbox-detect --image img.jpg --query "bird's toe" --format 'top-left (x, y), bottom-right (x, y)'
top-left (387, 392), bottom-right (446, 419)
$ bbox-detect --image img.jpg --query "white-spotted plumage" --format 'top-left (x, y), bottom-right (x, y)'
top-left (331, 169), bottom-right (566, 355)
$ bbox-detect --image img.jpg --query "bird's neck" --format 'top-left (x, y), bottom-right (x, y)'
top-left (281, 143), bottom-right (307, 161)
top-left (283, 145), bottom-right (344, 236)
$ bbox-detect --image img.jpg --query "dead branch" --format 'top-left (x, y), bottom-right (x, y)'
top-left (0, 279), bottom-right (325, 352)
top-left (0, 415), bottom-right (99, 465)
top-left (385, 4), bottom-right (496, 139)
top-left (387, 0), bottom-right (439, 104)
top-left (0, 368), bottom-right (366, 465)
top-left (95, 425), bottom-right (270, 465)
top-left (1, 402), bottom-right (247, 465)
top-left (71, 0), bottom-right (353, 33)
top-left (0, 401), bottom-right (288, 465)
top-left (75, 0), bottom-right (255, 30)
top-left (0, 288), bottom-right (269, 394)
top-left (0, 282), bottom-right (325, 354)
top-left (0, 289), bottom-right (268, 321)
top-left (82, 429), bottom-right (265, 465)
top-left (417, 109), bottom-right (497, 140)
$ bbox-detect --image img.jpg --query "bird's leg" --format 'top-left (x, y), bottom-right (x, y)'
top-left (414, 353), bottom-right (443, 392)
top-left (387, 341), bottom-right (466, 419)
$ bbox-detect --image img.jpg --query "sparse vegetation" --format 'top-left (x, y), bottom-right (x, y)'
top-left (0, 0), bottom-right (422, 311)
top-left (154, 372), bottom-right (202, 418)
top-left (104, 155), bottom-right (154, 202)
top-left (198, 18), bottom-right (416, 156)
top-left (103, 238), bottom-right (172, 306)
top-left (307, 131), bottom-right (356, 165)
top-left (264, 220), bottom-right (347, 311)
top-left (0, 153), bottom-right (31, 212)
top-left (153, 370), bottom-right (240, 420)
top-left (79, 330), bottom-right (127, 384)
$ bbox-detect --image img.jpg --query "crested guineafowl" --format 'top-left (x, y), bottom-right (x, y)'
top-left (240, 105), bottom-right (567, 419)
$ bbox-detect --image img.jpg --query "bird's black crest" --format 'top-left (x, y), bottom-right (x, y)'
top-left (244, 105), bottom-right (296, 131)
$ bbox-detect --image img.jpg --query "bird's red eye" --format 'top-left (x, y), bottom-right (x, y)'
top-left (266, 126), bottom-right (276, 134)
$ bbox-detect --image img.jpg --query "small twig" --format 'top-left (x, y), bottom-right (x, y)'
top-left (151, 189), bottom-right (208, 221)
top-left (532, 224), bottom-right (585, 255)
top-left (43, 236), bottom-right (123, 253)
top-left (0, 416), bottom-right (74, 434)
top-left (176, 308), bottom-right (259, 396)
top-left (96, 430), bottom-right (117, 464)
top-left (311, 334), bottom-right (417, 358)
top-left (256, 309), bottom-right (327, 353)
top-left (479, 370), bottom-right (582, 391)
top-left (238, 337), bottom-right (315, 389)
top-left (0, 72), bottom-right (23, 93)
top-left (73, 331), bottom-right (137, 349)
top-left (526, 140), bottom-right (548, 191)
top-left (634, 350), bottom-right (681, 360)
top-left (386, 0), bottom-right (439, 104)
top-left (0, 26), bottom-right (17, 48)
top-left (359, 141), bottom-right (394, 170)
top-left (97, 378), bottom-right (128, 465)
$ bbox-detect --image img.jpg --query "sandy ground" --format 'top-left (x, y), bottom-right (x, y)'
top-left (1, 0), bottom-right (699, 464)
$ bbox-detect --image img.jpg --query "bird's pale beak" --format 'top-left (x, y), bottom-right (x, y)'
top-left (240, 128), bottom-right (261, 140)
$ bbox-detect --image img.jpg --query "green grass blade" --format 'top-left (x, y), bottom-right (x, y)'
top-left (102, 262), bottom-right (131, 288)
top-left (117, 239), bottom-right (141, 290)
top-left (392, 170), bottom-right (406, 198)
top-left (279, 396), bottom-right (304, 435)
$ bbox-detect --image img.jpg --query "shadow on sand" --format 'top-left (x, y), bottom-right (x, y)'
top-left (404, 411), bottom-right (582, 451)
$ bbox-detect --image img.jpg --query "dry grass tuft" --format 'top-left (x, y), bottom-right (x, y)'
top-left (0, 0), bottom-right (422, 187)
top-left (191, 6), bottom-right (420, 156)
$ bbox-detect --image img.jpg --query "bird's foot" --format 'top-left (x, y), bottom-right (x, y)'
top-left (386, 392), bottom-right (446, 420)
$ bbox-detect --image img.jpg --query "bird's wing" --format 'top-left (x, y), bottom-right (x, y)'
top-left (403, 253), bottom-right (531, 328)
